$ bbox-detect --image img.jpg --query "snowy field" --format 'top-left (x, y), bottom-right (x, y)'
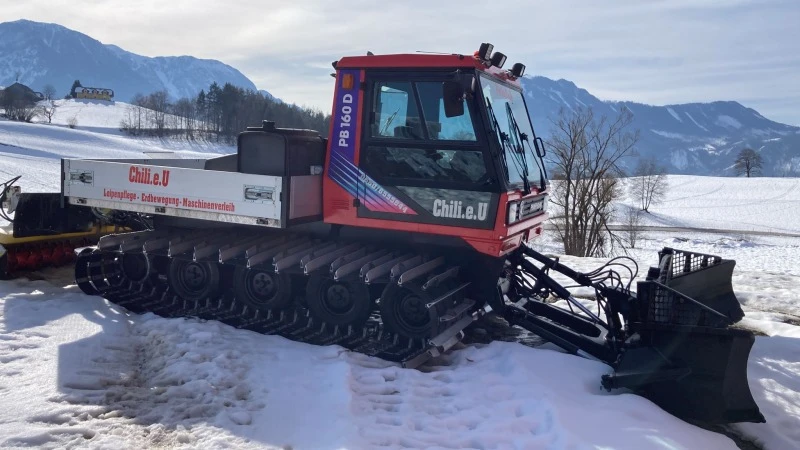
top-left (616, 175), bottom-right (800, 235)
top-left (1, 108), bottom-right (799, 449)
top-left (0, 99), bottom-right (233, 193)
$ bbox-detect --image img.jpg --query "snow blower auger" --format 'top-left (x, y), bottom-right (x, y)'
top-left (9, 43), bottom-right (762, 425)
top-left (0, 175), bottom-right (136, 279)
top-left (499, 245), bottom-right (765, 424)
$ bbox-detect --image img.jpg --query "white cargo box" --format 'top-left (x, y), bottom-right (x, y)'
top-left (62, 158), bottom-right (319, 228)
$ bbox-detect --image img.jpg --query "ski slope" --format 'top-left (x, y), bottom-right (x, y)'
top-left (1, 113), bottom-right (799, 449)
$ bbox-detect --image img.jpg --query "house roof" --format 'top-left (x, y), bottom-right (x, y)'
top-left (3, 83), bottom-right (38, 102)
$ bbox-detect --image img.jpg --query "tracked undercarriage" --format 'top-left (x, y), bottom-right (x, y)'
top-left (75, 228), bottom-right (488, 368)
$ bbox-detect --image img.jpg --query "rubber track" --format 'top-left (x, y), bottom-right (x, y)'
top-left (74, 229), bottom-right (485, 368)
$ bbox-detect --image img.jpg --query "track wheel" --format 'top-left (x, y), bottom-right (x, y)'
top-left (102, 251), bottom-right (125, 287)
top-left (168, 259), bottom-right (220, 300)
top-left (233, 266), bottom-right (293, 310)
top-left (74, 248), bottom-right (100, 296)
top-left (120, 252), bottom-right (151, 283)
top-left (305, 275), bottom-right (372, 328)
top-left (379, 283), bottom-right (441, 339)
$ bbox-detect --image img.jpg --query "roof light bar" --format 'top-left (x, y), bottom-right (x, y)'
top-left (511, 62), bottom-right (526, 78)
top-left (490, 52), bottom-right (507, 69)
top-left (477, 43), bottom-right (494, 61)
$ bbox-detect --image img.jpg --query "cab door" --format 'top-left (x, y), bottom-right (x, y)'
top-left (355, 72), bottom-right (501, 230)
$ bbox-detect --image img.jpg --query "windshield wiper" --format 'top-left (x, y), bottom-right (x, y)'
top-left (504, 103), bottom-right (531, 195)
top-left (485, 99), bottom-right (529, 193)
top-left (505, 103), bottom-right (547, 192)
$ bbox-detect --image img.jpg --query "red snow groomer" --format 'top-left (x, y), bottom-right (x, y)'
top-left (4, 43), bottom-right (764, 424)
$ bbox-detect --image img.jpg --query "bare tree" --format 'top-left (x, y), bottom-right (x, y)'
top-left (733, 148), bottom-right (763, 177)
top-left (630, 157), bottom-right (668, 212)
top-left (148, 90), bottom-right (170, 136)
top-left (173, 97), bottom-right (197, 139)
top-left (623, 207), bottom-right (644, 249)
top-left (130, 93), bottom-right (147, 134)
top-left (40, 100), bottom-right (58, 123)
top-left (547, 106), bottom-right (639, 257)
top-left (7, 103), bottom-right (38, 122)
top-left (42, 84), bottom-right (57, 101)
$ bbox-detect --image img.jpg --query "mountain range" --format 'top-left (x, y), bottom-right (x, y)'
top-left (2, 19), bottom-right (798, 176)
top-left (0, 19), bottom-right (259, 104)
top-left (520, 77), bottom-right (800, 176)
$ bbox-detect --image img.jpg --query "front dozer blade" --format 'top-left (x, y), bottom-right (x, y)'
top-left (508, 246), bottom-right (764, 424)
top-left (603, 324), bottom-right (764, 424)
top-left (605, 247), bottom-right (765, 423)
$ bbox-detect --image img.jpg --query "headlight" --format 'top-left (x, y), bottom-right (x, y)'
top-left (507, 201), bottom-right (520, 224)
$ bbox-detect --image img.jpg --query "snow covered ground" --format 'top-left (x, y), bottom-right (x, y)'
top-left (1, 276), bottom-right (746, 450)
top-left (616, 175), bottom-right (800, 235)
top-left (0, 99), bottom-right (233, 194)
top-left (1, 112), bottom-right (799, 449)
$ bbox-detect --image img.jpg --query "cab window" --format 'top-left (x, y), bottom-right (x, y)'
top-left (370, 81), bottom-right (476, 141)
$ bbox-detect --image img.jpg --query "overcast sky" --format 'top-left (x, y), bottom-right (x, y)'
top-left (5, 0), bottom-right (799, 125)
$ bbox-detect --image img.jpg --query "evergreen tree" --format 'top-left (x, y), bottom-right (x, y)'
top-left (119, 81), bottom-right (331, 141)
top-left (69, 80), bottom-right (82, 98)
top-left (196, 89), bottom-right (206, 130)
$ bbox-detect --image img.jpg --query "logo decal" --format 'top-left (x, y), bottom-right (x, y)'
top-left (129, 165), bottom-right (170, 187)
top-left (432, 199), bottom-right (488, 221)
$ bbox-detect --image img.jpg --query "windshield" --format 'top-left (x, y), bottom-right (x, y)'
top-left (479, 74), bottom-right (542, 188)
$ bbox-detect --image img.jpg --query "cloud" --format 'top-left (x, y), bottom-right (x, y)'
top-left (5, 0), bottom-right (799, 124)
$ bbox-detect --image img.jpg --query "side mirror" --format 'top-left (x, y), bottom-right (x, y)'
top-left (534, 136), bottom-right (546, 158)
top-left (442, 81), bottom-right (465, 118)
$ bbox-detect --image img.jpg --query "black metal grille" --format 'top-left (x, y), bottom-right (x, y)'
top-left (645, 248), bottom-right (727, 326)
top-left (649, 282), bottom-right (704, 325)
top-left (664, 248), bottom-right (722, 279)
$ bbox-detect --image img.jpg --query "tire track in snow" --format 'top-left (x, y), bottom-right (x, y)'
top-left (70, 315), bottom-right (267, 448)
top-left (0, 297), bottom-right (138, 449)
top-left (660, 182), bottom-right (726, 203)
top-left (2, 303), bottom-right (266, 449)
top-left (664, 179), bottom-right (799, 208)
top-left (346, 354), bottom-right (562, 449)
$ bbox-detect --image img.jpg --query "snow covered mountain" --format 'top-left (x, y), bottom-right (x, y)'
top-left (521, 76), bottom-right (800, 176)
top-left (3, 18), bottom-right (796, 176)
top-left (0, 20), bottom-right (261, 104)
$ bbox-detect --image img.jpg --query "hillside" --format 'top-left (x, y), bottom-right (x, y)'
top-left (521, 76), bottom-right (800, 176)
top-left (0, 101), bottom-right (234, 193)
top-left (0, 20), bottom-right (262, 103)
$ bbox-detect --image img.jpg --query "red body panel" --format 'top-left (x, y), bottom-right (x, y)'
top-left (323, 52), bottom-right (547, 258)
